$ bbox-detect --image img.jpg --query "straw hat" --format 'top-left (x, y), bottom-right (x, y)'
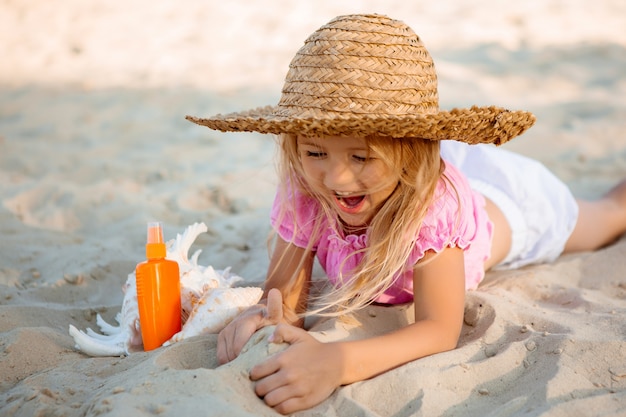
top-left (186, 14), bottom-right (535, 145)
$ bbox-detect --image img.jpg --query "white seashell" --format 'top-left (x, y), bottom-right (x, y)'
top-left (69, 272), bottom-right (142, 356)
top-left (180, 265), bottom-right (243, 320)
top-left (166, 286), bottom-right (263, 344)
top-left (68, 222), bottom-right (262, 356)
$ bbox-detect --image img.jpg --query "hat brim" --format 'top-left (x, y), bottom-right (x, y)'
top-left (186, 105), bottom-right (535, 146)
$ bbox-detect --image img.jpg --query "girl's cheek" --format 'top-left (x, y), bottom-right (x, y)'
top-left (304, 160), bottom-right (326, 179)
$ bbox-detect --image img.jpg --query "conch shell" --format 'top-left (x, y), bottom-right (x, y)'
top-left (69, 222), bottom-right (263, 356)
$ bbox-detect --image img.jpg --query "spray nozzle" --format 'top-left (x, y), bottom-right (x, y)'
top-left (145, 222), bottom-right (166, 259)
top-left (147, 221), bottom-right (164, 244)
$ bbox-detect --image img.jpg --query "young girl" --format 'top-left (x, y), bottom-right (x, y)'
top-left (186, 14), bottom-right (626, 414)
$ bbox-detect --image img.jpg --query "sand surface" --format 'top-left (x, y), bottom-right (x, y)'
top-left (1, 1), bottom-right (626, 415)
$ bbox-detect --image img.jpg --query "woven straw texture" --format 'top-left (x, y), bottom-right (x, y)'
top-left (186, 14), bottom-right (536, 145)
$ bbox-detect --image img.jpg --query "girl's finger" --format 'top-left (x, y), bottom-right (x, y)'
top-left (250, 354), bottom-right (281, 382)
top-left (265, 288), bottom-right (284, 323)
top-left (263, 384), bottom-right (305, 411)
top-left (268, 323), bottom-right (303, 345)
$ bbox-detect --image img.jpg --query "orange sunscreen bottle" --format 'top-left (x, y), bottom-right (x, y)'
top-left (135, 222), bottom-right (181, 351)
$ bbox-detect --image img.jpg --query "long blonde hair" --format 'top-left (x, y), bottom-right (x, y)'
top-left (273, 133), bottom-right (445, 316)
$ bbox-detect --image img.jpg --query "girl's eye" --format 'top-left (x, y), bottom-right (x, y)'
top-left (306, 151), bottom-right (325, 158)
top-left (352, 155), bottom-right (368, 163)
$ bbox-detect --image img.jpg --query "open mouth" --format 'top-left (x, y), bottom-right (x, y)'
top-left (334, 192), bottom-right (366, 214)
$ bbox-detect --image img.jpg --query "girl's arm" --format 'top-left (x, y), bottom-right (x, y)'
top-left (264, 236), bottom-right (315, 326)
top-left (339, 246), bottom-right (466, 383)
top-left (250, 246), bottom-right (466, 414)
top-left (216, 236), bottom-right (313, 363)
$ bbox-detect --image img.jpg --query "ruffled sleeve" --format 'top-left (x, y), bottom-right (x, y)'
top-left (410, 163), bottom-right (481, 264)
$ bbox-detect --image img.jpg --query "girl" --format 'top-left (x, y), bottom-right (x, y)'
top-left (186, 14), bottom-right (626, 414)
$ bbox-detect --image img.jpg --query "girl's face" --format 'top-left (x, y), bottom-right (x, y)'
top-left (297, 135), bottom-right (400, 229)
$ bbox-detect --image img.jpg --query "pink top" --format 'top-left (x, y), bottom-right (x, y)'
top-left (270, 161), bottom-right (493, 304)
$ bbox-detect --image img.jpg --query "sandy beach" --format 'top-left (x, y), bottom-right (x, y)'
top-left (1, 1), bottom-right (626, 415)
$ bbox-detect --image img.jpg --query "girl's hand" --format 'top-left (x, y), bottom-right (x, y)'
top-left (250, 324), bottom-right (344, 415)
top-left (217, 288), bottom-right (285, 364)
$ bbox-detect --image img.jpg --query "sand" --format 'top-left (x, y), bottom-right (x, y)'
top-left (1, 0), bottom-right (626, 415)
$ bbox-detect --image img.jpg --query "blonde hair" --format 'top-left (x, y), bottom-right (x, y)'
top-left (273, 133), bottom-right (445, 317)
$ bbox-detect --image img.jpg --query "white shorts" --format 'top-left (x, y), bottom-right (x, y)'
top-left (440, 141), bottom-right (579, 269)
